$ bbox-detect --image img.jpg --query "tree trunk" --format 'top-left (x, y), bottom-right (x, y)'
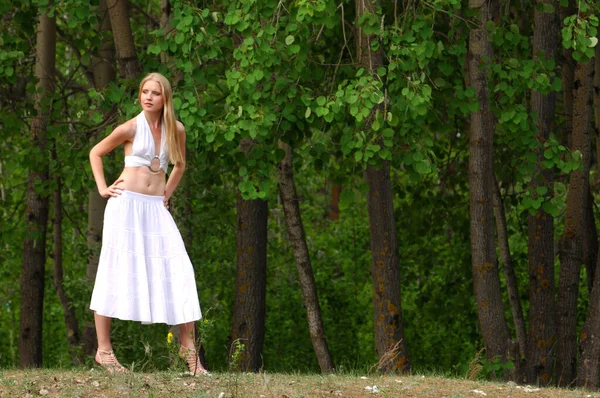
top-left (525, 0), bottom-right (558, 385)
top-left (578, 250), bottom-right (600, 388)
top-left (595, 38), bottom-right (600, 181)
top-left (82, 0), bottom-right (114, 357)
top-left (492, 178), bottom-right (526, 360)
top-left (583, 190), bottom-right (597, 294)
top-left (329, 185), bottom-right (342, 221)
top-left (560, 0), bottom-right (575, 149)
top-left (556, 59), bottom-right (594, 387)
top-left (230, 191), bottom-right (268, 372)
top-left (52, 170), bottom-right (82, 365)
top-left (468, 0), bottom-right (511, 367)
top-left (107, 0), bottom-right (141, 79)
top-left (278, 140), bottom-right (334, 373)
top-left (355, 0), bottom-right (411, 373)
top-left (160, 0), bottom-right (173, 65)
top-left (364, 162), bottom-right (411, 373)
top-left (19, 8), bottom-right (56, 368)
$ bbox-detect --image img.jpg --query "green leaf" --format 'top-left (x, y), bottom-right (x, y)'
top-left (536, 186), bottom-right (548, 196)
top-left (339, 188), bottom-right (355, 210)
top-left (305, 107), bottom-right (311, 118)
top-left (285, 35), bottom-right (295, 45)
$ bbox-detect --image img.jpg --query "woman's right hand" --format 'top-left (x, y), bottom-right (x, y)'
top-left (100, 179), bottom-right (124, 198)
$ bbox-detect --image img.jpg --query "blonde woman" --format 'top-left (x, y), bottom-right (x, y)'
top-left (89, 73), bottom-right (207, 375)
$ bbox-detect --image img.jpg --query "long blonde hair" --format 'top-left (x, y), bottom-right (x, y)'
top-left (138, 73), bottom-right (183, 164)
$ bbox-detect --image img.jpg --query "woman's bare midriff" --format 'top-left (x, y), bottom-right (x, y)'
top-left (116, 167), bottom-right (166, 196)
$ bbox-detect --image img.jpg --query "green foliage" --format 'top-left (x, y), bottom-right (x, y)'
top-left (561, 0), bottom-right (599, 63)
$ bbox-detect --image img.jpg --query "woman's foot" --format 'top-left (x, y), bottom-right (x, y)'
top-left (178, 345), bottom-right (210, 376)
top-left (95, 349), bottom-right (129, 374)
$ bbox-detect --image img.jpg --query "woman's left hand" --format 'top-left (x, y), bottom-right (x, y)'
top-left (163, 190), bottom-right (171, 209)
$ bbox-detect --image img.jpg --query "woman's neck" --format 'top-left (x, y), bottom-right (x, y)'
top-left (143, 110), bottom-right (162, 130)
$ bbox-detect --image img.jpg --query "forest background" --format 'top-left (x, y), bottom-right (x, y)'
top-left (1, 0), bottom-right (600, 390)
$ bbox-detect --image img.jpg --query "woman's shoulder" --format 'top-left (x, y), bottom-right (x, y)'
top-left (176, 120), bottom-right (185, 135)
top-left (114, 118), bottom-right (137, 138)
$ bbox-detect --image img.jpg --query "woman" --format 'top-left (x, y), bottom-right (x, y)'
top-left (89, 73), bottom-right (207, 375)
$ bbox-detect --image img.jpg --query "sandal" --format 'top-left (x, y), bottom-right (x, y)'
top-left (179, 345), bottom-right (210, 376)
top-left (95, 349), bottom-right (129, 374)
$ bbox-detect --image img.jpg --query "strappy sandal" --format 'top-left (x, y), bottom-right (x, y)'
top-left (95, 349), bottom-right (129, 374)
top-left (178, 345), bottom-right (211, 376)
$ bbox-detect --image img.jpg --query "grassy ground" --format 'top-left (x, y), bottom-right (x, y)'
top-left (1, 369), bottom-right (600, 398)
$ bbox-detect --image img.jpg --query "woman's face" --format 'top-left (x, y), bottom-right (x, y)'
top-left (140, 80), bottom-right (164, 112)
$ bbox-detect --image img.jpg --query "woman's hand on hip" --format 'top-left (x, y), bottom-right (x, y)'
top-left (100, 179), bottom-right (124, 198)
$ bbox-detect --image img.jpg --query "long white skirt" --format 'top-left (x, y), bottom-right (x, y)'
top-left (90, 190), bottom-right (202, 325)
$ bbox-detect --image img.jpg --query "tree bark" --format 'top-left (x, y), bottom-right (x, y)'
top-left (82, 0), bottom-right (114, 357)
top-left (364, 162), bottom-right (411, 373)
top-left (329, 185), bottom-right (342, 221)
top-left (492, 178), bottom-right (526, 360)
top-left (578, 250), bottom-right (600, 388)
top-left (560, 0), bottom-right (575, 149)
top-left (556, 59), bottom-right (594, 387)
top-left (278, 140), bottom-right (335, 373)
top-left (19, 8), bottom-right (56, 368)
top-left (595, 37), bottom-right (600, 181)
top-left (107, 0), bottom-right (141, 78)
top-left (467, 0), bottom-right (511, 367)
top-left (230, 190), bottom-right (268, 372)
top-left (355, 0), bottom-right (411, 373)
top-left (525, 0), bottom-right (558, 386)
top-left (51, 169), bottom-right (82, 365)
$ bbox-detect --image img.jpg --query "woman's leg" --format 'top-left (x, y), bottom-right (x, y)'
top-left (94, 312), bottom-right (113, 351)
top-left (94, 312), bottom-right (129, 373)
top-left (178, 321), bottom-right (208, 374)
top-left (179, 321), bottom-right (196, 349)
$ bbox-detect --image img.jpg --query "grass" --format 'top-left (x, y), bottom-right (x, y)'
top-left (1, 369), bottom-right (599, 398)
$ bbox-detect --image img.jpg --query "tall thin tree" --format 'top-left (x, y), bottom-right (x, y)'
top-left (356, 0), bottom-right (410, 373)
top-left (82, 0), bottom-right (116, 357)
top-left (277, 140), bottom-right (335, 372)
top-left (19, 6), bottom-right (56, 368)
top-left (556, 58), bottom-right (594, 386)
top-left (525, 0), bottom-right (558, 386)
top-left (467, 0), bottom-right (511, 365)
top-left (107, 0), bottom-right (141, 78)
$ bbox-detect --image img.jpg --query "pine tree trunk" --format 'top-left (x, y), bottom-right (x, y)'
top-left (19, 8), bottom-right (56, 368)
top-left (278, 140), bottom-right (334, 373)
top-left (355, 0), bottom-right (411, 373)
top-left (556, 59), bottom-right (594, 386)
top-left (107, 0), bottom-right (141, 78)
top-left (467, 0), bottom-right (511, 367)
top-left (525, 0), bottom-right (558, 385)
top-left (230, 191), bottom-right (268, 371)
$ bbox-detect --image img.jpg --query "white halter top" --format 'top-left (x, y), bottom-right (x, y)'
top-left (124, 112), bottom-right (169, 173)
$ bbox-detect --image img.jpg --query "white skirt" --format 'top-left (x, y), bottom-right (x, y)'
top-left (90, 190), bottom-right (202, 325)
